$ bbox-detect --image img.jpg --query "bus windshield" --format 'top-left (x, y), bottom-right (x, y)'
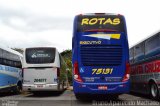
top-left (26, 48), bottom-right (55, 64)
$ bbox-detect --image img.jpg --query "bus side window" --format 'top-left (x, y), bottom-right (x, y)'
top-left (129, 48), bottom-right (134, 64)
top-left (134, 43), bottom-right (145, 62)
top-left (0, 49), bottom-right (2, 64)
top-left (145, 34), bottom-right (159, 58)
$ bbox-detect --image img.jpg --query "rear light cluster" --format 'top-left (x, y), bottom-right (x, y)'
top-left (73, 61), bottom-right (83, 82)
top-left (122, 62), bottom-right (130, 82)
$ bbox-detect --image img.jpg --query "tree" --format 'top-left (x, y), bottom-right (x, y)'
top-left (60, 49), bottom-right (72, 84)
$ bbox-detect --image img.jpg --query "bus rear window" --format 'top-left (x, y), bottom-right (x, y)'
top-left (26, 48), bottom-right (55, 64)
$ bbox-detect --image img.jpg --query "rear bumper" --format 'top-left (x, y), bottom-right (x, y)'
top-left (73, 81), bottom-right (130, 95)
top-left (22, 84), bottom-right (59, 91)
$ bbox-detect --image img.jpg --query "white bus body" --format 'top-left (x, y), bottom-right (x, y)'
top-left (22, 47), bottom-right (68, 91)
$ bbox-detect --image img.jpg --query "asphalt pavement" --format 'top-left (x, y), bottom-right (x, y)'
top-left (0, 89), bottom-right (159, 106)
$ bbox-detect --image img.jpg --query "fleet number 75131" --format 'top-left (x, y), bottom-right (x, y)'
top-left (92, 68), bottom-right (113, 75)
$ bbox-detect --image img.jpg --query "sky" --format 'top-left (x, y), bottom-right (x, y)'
top-left (0, 0), bottom-right (160, 52)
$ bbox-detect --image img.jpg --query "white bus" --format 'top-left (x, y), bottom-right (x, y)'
top-left (0, 46), bottom-right (22, 93)
top-left (22, 47), bottom-right (68, 92)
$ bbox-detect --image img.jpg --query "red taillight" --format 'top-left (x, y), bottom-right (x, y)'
top-left (74, 61), bottom-right (83, 82)
top-left (57, 68), bottom-right (60, 77)
top-left (122, 62), bottom-right (130, 82)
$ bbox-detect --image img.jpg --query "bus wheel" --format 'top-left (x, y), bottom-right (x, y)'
top-left (150, 82), bottom-right (159, 100)
top-left (111, 95), bottom-right (119, 100)
top-left (75, 94), bottom-right (85, 100)
top-left (16, 82), bottom-right (22, 94)
top-left (75, 94), bottom-right (90, 100)
top-left (62, 81), bottom-right (65, 90)
top-left (75, 94), bottom-right (81, 100)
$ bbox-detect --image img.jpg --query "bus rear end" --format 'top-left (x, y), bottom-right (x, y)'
top-left (22, 47), bottom-right (61, 91)
top-left (72, 13), bottom-right (130, 99)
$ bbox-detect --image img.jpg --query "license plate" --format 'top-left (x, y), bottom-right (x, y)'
top-left (98, 86), bottom-right (107, 90)
top-left (36, 84), bottom-right (45, 88)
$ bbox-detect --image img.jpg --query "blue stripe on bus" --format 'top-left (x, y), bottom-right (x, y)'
top-left (134, 51), bottom-right (160, 62)
top-left (0, 64), bottom-right (19, 72)
top-left (145, 49), bottom-right (160, 58)
top-left (0, 73), bottom-right (18, 87)
top-left (135, 55), bottom-right (145, 62)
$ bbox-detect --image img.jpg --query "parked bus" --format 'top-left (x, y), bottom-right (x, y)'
top-left (22, 47), bottom-right (68, 92)
top-left (0, 46), bottom-right (22, 93)
top-left (130, 31), bottom-right (160, 99)
top-left (72, 13), bottom-right (130, 99)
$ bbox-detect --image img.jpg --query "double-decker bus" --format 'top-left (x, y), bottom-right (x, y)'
top-left (72, 13), bottom-right (130, 99)
top-left (130, 32), bottom-right (160, 100)
top-left (22, 47), bottom-right (68, 92)
top-left (0, 46), bottom-right (22, 93)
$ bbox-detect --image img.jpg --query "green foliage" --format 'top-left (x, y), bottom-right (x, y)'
top-left (60, 49), bottom-right (72, 85)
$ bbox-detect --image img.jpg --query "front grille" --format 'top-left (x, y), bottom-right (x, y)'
top-left (80, 45), bottom-right (123, 66)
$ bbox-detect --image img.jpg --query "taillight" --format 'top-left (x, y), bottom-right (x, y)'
top-left (73, 61), bottom-right (83, 82)
top-left (122, 62), bottom-right (130, 82)
top-left (57, 68), bottom-right (60, 77)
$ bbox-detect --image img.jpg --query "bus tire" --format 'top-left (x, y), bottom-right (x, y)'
top-left (75, 94), bottom-right (83, 100)
top-left (150, 82), bottom-right (159, 100)
top-left (62, 81), bottom-right (65, 90)
top-left (16, 81), bottom-right (22, 94)
top-left (32, 92), bottom-right (39, 95)
top-left (75, 94), bottom-right (90, 100)
top-left (111, 95), bottom-right (119, 100)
